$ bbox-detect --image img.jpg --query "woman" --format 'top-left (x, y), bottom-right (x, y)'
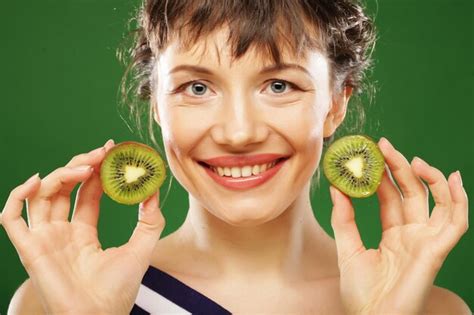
top-left (2, 0), bottom-right (470, 314)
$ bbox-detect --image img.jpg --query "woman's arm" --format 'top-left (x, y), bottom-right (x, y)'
top-left (424, 286), bottom-right (471, 315)
top-left (8, 278), bottom-right (45, 315)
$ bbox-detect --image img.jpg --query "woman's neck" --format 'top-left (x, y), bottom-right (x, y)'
top-left (176, 183), bottom-right (339, 282)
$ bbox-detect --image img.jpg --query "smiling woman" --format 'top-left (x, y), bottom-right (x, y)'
top-left (146, 26), bottom-right (343, 231)
top-left (1, 0), bottom-right (472, 314)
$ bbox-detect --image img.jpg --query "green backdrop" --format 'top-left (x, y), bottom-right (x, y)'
top-left (1, 0), bottom-right (472, 313)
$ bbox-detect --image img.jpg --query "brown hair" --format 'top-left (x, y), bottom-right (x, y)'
top-left (117, 0), bottom-right (377, 200)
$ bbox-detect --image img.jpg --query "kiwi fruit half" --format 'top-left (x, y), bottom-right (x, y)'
top-left (100, 141), bottom-right (166, 205)
top-left (323, 135), bottom-right (385, 198)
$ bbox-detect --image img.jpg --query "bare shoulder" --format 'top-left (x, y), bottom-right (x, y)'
top-left (8, 278), bottom-right (46, 315)
top-left (423, 285), bottom-right (471, 315)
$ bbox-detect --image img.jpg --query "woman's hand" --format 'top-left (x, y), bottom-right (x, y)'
top-left (330, 137), bottom-right (468, 315)
top-left (0, 140), bottom-right (165, 314)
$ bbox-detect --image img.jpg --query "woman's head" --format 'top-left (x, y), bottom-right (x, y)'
top-left (118, 0), bottom-right (376, 225)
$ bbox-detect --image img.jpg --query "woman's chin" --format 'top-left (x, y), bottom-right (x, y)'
top-left (212, 204), bottom-right (285, 228)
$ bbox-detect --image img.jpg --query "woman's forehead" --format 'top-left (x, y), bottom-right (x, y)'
top-left (158, 26), bottom-right (327, 75)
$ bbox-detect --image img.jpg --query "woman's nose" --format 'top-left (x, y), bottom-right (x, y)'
top-left (212, 93), bottom-right (268, 149)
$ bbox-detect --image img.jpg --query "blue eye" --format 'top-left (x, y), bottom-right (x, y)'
top-left (270, 81), bottom-right (288, 93)
top-left (173, 79), bottom-right (299, 98)
top-left (188, 82), bottom-right (207, 96)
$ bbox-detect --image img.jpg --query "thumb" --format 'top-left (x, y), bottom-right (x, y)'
top-left (330, 186), bottom-right (365, 269)
top-left (126, 190), bottom-right (165, 268)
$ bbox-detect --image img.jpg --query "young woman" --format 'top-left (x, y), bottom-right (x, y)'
top-left (2, 0), bottom-right (470, 314)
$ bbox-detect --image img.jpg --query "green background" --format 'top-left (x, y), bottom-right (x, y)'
top-left (1, 0), bottom-right (472, 312)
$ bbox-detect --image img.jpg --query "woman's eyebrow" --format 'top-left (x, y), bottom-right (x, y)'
top-left (168, 63), bottom-right (313, 79)
top-left (260, 63), bottom-right (313, 79)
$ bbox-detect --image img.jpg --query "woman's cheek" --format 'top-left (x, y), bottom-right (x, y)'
top-left (273, 98), bottom-right (325, 143)
top-left (166, 107), bottom-right (209, 153)
top-left (284, 100), bottom-right (326, 171)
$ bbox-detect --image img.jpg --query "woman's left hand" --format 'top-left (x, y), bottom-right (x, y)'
top-left (330, 137), bottom-right (468, 315)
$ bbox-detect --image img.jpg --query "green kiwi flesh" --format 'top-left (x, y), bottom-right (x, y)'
top-left (100, 141), bottom-right (166, 205)
top-left (323, 135), bottom-right (385, 198)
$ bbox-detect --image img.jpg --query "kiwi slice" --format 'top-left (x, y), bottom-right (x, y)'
top-left (100, 141), bottom-right (166, 205)
top-left (323, 135), bottom-right (385, 198)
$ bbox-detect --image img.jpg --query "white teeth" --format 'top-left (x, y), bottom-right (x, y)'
top-left (241, 165), bottom-right (252, 177)
top-left (209, 159), bottom-right (284, 178)
top-left (252, 165), bottom-right (260, 175)
top-left (231, 167), bottom-right (241, 178)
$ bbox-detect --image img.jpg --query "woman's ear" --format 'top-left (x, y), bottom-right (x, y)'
top-left (323, 86), bottom-right (353, 138)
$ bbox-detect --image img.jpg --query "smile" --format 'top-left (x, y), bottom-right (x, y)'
top-left (201, 157), bottom-right (287, 177)
top-left (198, 157), bottom-right (289, 190)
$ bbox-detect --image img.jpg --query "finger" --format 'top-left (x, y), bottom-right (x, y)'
top-left (433, 171), bottom-right (468, 256)
top-left (330, 186), bottom-right (365, 270)
top-left (94, 139), bottom-right (116, 174)
top-left (377, 164), bottom-right (404, 231)
top-left (448, 171), bottom-right (468, 230)
top-left (27, 166), bottom-right (94, 227)
top-left (125, 190), bottom-right (165, 271)
top-left (378, 137), bottom-right (429, 224)
top-left (411, 157), bottom-right (452, 228)
top-left (51, 140), bottom-right (115, 222)
top-left (71, 171), bottom-right (103, 228)
top-left (65, 139), bottom-right (114, 168)
top-left (104, 139), bottom-right (115, 150)
top-left (1, 174), bottom-right (40, 247)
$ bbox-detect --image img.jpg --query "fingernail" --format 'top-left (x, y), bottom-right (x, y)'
top-left (139, 202), bottom-right (150, 215)
top-left (104, 139), bottom-right (115, 146)
top-left (412, 156), bottom-right (429, 167)
top-left (73, 165), bottom-right (92, 171)
top-left (25, 173), bottom-right (39, 184)
top-left (379, 137), bottom-right (393, 150)
top-left (456, 170), bottom-right (463, 186)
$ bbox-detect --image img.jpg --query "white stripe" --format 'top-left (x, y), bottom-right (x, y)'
top-left (135, 283), bottom-right (192, 314)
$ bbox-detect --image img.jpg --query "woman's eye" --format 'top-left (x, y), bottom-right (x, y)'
top-left (185, 82), bottom-right (208, 96)
top-left (270, 81), bottom-right (287, 93)
top-left (265, 80), bottom-right (296, 94)
top-left (174, 79), bottom-right (298, 97)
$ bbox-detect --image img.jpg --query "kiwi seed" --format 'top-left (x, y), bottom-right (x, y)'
top-left (100, 141), bottom-right (166, 205)
top-left (323, 135), bottom-right (385, 198)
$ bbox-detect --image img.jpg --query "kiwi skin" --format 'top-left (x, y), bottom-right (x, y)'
top-left (100, 141), bottom-right (166, 205)
top-left (323, 135), bottom-right (385, 198)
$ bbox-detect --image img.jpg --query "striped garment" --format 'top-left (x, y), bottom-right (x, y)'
top-left (131, 265), bottom-right (232, 314)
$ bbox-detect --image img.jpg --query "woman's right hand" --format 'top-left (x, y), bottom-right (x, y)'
top-left (0, 139), bottom-right (166, 314)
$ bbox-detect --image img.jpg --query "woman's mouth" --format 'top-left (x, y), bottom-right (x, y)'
top-left (197, 157), bottom-right (290, 190)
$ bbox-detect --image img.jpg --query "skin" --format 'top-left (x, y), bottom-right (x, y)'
top-left (1, 26), bottom-right (470, 314)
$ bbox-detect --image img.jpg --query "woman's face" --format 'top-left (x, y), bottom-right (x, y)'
top-left (152, 27), bottom-right (348, 227)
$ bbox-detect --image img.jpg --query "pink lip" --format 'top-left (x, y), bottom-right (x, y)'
top-left (200, 153), bottom-right (289, 168)
top-left (200, 158), bottom-right (288, 190)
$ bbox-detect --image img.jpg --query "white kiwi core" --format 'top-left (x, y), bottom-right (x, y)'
top-left (124, 165), bottom-right (146, 183)
top-left (344, 157), bottom-right (364, 178)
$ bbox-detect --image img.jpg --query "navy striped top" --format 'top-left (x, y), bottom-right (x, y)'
top-left (131, 265), bottom-right (232, 314)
